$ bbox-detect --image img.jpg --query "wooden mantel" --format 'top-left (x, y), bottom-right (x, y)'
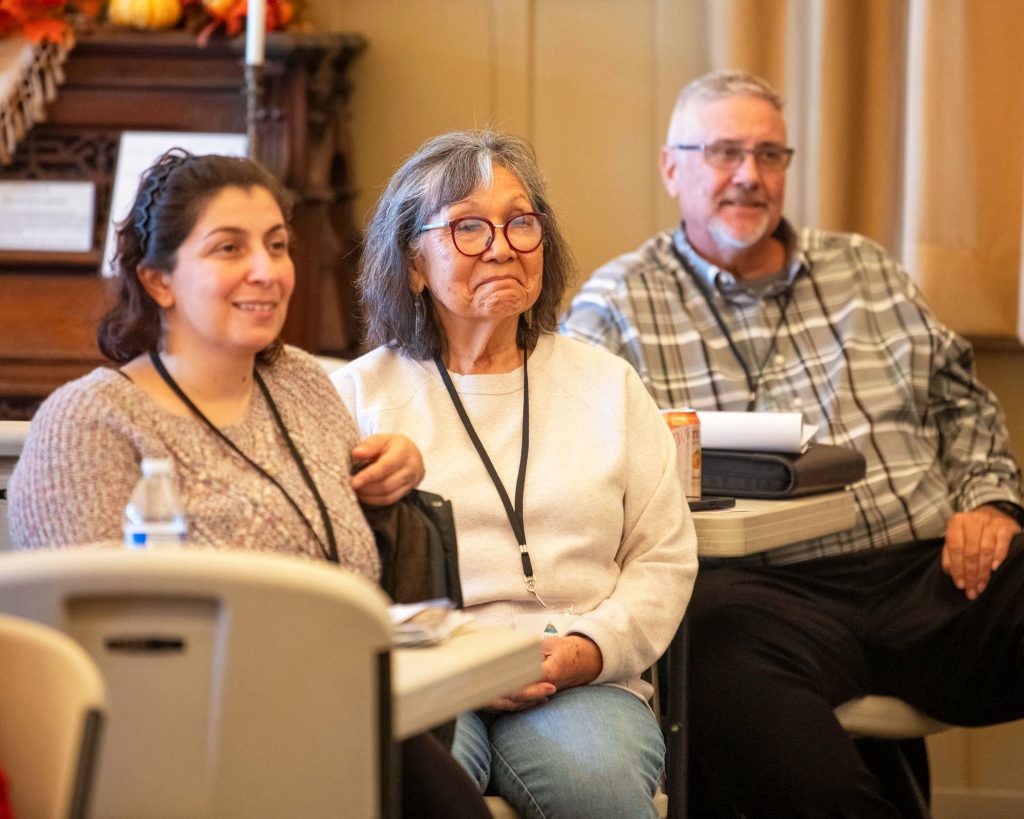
top-left (0, 28), bottom-right (366, 419)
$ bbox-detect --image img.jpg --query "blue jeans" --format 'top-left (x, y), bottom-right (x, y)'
top-left (452, 684), bottom-right (664, 819)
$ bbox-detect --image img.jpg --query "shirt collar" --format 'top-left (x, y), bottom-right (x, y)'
top-left (672, 219), bottom-right (806, 300)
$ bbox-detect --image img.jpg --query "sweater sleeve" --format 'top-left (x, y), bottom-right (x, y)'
top-left (568, 367), bottom-right (699, 684)
top-left (8, 377), bottom-right (141, 550)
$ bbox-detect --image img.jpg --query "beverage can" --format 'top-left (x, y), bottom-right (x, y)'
top-left (661, 408), bottom-right (701, 498)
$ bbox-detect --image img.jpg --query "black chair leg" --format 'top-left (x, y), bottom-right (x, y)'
top-left (662, 619), bottom-right (689, 819)
top-left (856, 737), bottom-right (932, 819)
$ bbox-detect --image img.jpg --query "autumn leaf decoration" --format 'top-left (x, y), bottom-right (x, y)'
top-left (196, 0), bottom-right (293, 45)
top-left (0, 0), bottom-right (103, 44)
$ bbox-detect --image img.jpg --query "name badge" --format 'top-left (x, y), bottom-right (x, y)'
top-left (512, 601), bottom-right (580, 638)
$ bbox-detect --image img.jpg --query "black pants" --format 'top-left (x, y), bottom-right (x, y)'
top-left (686, 534), bottom-right (1024, 818)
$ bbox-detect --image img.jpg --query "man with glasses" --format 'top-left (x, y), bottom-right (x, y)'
top-left (562, 69), bottom-right (1024, 817)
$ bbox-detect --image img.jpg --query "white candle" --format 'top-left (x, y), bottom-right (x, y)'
top-left (245, 0), bottom-right (267, 66)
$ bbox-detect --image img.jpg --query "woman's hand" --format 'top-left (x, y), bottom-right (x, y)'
top-left (484, 680), bottom-right (558, 712)
top-left (540, 635), bottom-right (604, 690)
top-left (484, 634), bottom-right (603, 711)
top-left (350, 434), bottom-right (425, 506)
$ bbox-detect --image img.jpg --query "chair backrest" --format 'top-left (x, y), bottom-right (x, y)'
top-left (0, 612), bottom-right (106, 819)
top-left (0, 549), bottom-right (395, 819)
top-left (315, 355), bottom-right (349, 376)
top-left (0, 420), bottom-right (29, 553)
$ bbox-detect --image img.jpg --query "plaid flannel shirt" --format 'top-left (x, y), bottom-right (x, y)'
top-left (561, 221), bottom-right (1022, 563)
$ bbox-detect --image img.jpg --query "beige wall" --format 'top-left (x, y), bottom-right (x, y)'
top-left (977, 349), bottom-right (1024, 462)
top-left (312, 3), bottom-right (1024, 805)
top-left (317, 0), bottom-right (706, 286)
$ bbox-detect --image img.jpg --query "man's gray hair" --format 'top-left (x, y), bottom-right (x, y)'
top-left (667, 69), bottom-right (784, 141)
top-left (358, 129), bottom-right (575, 360)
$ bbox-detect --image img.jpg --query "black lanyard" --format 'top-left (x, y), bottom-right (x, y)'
top-left (433, 351), bottom-right (546, 606)
top-left (671, 244), bottom-right (793, 411)
top-left (149, 351), bottom-right (339, 563)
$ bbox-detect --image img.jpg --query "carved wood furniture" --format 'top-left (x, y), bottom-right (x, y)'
top-left (0, 29), bottom-right (365, 419)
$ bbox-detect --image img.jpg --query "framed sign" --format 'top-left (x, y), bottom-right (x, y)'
top-left (0, 181), bottom-right (95, 252)
top-left (101, 131), bottom-right (248, 276)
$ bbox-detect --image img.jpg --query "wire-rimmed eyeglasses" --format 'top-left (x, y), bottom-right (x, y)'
top-left (418, 212), bottom-right (546, 257)
top-left (670, 141), bottom-right (795, 172)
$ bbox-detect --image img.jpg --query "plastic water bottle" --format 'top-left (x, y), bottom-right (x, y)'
top-left (123, 458), bottom-right (187, 549)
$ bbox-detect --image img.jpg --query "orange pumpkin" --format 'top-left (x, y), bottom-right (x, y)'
top-left (201, 0), bottom-right (235, 18)
top-left (107, 0), bottom-right (183, 30)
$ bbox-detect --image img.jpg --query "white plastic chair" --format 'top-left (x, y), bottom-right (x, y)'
top-left (485, 792), bottom-right (668, 818)
top-left (315, 354), bottom-right (349, 376)
top-left (483, 790), bottom-right (667, 814)
top-left (0, 612), bottom-right (106, 819)
top-left (0, 420), bottom-right (29, 552)
top-left (0, 549), bottom-right (395, 819)
top-left (835, 695), bottom-right (951, 819)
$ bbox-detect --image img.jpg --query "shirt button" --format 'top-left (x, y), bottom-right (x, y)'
top-left (792, 397), bottom-right (803, 408)
top-left (773, 354), bottom-right (785, 366)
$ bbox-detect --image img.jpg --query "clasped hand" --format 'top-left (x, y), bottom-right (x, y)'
top-left (486, 634), bottom-right (604, 712)
top-left (942, 505), bottom-right (1021, 600)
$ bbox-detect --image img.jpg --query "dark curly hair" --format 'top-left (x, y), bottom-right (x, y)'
top-left (358, 129), bottom-right (576, 360)
top-left (97, 149), bottom-right (292, 364)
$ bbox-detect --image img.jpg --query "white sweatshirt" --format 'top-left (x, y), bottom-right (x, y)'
top-left (334, 333), bottom-right (697, 697)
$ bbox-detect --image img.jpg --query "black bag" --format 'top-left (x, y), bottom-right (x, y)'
top-left (701, 443), bottom-right (866, 499)
top-left (361, 489), bottom-right (463, 607)
top-left (362, 489), bottom-right (464, 749)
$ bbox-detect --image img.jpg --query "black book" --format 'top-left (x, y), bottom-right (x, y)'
top-left (701, 443), bottom-right (866, 499)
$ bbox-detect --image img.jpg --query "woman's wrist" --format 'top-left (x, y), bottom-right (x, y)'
top-left (564, 633), bottom-right (604, 686)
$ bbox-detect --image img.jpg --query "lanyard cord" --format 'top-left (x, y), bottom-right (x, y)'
top-left (148, 351), bottom-right (339, 564)
top-left (433, 350), bottom-right (547, 607)
top-left (671, 244), bottom-right (793, 411)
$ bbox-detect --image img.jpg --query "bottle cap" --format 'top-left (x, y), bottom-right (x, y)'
top-left (140, 458), bottom-right (173, 477)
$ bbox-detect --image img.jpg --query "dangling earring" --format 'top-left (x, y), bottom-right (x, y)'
top-left (414, 291), bottom-right (425, 335)
top-left (522, 307), bottom-right (533, 329)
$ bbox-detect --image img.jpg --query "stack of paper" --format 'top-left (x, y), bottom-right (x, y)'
top-left (389, 599), bottom-right (473, 647)
top-left (696, 411), bottom-right (816, 453)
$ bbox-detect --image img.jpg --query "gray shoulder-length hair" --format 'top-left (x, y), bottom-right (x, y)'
top-left (358, 129), bottom-right (576, 360)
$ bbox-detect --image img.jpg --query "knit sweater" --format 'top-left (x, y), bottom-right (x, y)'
top-left (9, 346), bottom-right (379, 581)
top-left (334, 333), bottom-right (697, 696)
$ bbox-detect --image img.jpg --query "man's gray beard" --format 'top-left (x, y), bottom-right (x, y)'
top-left (708, 215), bottom-right (770, 251)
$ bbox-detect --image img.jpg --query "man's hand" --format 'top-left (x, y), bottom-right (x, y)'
top-left (484, 634), bottom-right (604, 712)
top-left (350, 434), bottom-right (425, 506)
top-left (942, 505), bottom-right (1022, 600)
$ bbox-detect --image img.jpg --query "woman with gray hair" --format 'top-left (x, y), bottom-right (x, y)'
top-left (334, 130), bottom-right (697, 818)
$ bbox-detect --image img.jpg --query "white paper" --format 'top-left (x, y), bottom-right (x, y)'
top-left (389, 599), bottom-right (472, 647)
top-left (102, 131), bottom-right (248, 277)
top-left (0, 181), bottom-right (94, 251)
top-left (695, 410), bottom-right (816, 453)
